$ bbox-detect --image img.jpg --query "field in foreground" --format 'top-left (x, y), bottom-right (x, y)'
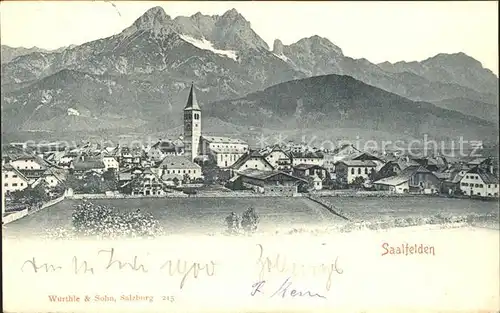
top-left (322, 196), bottom-right (499, 221)
top-left (3, 196), bottom-right (498, 238)
top-left (3, 197), bottom-right (342, 237)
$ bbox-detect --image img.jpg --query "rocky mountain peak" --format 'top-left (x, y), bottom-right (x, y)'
top-left (212, 9), bottom-right (269, 51)
top-left (273, 39), bottom-right (284, 55)
top-left (292, 35), bottom-right (343, 56)
top-left (221, 8), bottom-right (242, 20)
top-left (423, 52), bottom-right (483, 69)
top-left (132, 6), bottom-right (171, 30)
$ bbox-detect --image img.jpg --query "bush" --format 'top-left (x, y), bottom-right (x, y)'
top-left (12, 181), bottom-right (50, 204)
top-left (224, 207), bottom-right (260, 235)
top-left (225, 212), bottom-right (241, 235)
top-left (71, 201), bottom-right (164, 239)
top-left (351, 176), bottom-right (365, 189)
top-left (241, 207), bottom-right (260, 233)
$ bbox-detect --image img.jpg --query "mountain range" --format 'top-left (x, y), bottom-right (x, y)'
top-left (1, 6), bottom-right (498, 144)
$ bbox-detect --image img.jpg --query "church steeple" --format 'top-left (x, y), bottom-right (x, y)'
top-left (184, 83), bottom-right (200, 111)
top-left (183, 83), bottom-right (202, 161)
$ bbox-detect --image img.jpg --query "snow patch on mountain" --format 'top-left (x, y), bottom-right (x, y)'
top-left (273, 53), bottom-right (290, 63)
top-left (180, 34), bottom-right (238, 61)
top-left (67, 108), bottom-right (80, 116)
top-left (40, 90), bottom-right (53, 104)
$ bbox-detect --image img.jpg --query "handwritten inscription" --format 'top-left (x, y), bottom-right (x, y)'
top-left (256, 244), bottom-right (343, 291)
top-left (20, 244), bottom-right (341, 296)
top-left (22, 257), bottom-right (62, 273)
top-left (251, 277), bottom-right (326, 299)
top-left (160, 259), bottom-right (216, 289)
top-left (98, 248), bottom-right (148, 272)
top-left (21, 248), bottom-right (216, 290)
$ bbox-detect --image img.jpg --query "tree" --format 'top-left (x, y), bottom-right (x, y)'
top-left (102, 169), bottom-right (118, 191)
top-left (182, 173), bottom-right (191, 184)
top-left (65, 174), bottom-right (83, 192)
top-left (12, 181), bottom-right (50, 204)
top-left (224, 208), bottom-right (260, 235)
top-left (225, 212), bottom-right (241, 234)
top-left (351, 176), bottom-right (365, 189)
top-left (81, 174), bottom-right (104, 194)
top-left (241, 207), bottom-right (260, 233)
top-left (368, 169), bottom-right (377, 182)
top-left (51, 182), bottom-right (67, 197)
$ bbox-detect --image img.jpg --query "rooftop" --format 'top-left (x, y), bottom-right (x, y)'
top-left (337, 160), bottom-right (377, 167)
top-left (157, 155), bottom-right (201, 169)
top-left (202, 136), bottom-right (247, 144)
top-left (184, 83), bottom-right (201, 111)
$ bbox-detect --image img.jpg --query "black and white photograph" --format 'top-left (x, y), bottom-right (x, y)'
top-left (1, 1), bottom-right (499, 312)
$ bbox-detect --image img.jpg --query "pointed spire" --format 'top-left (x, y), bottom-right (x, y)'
top-left (184, 82), bottom-right (200, 111)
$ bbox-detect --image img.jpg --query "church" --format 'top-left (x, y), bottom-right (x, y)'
top-left (183, 84), bottom-right (249, 168)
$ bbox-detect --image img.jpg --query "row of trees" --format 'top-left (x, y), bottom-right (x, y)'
top-left (10, 180), bottom-right (65, 205)
top-left (66, 169), bottom-right (118, 194)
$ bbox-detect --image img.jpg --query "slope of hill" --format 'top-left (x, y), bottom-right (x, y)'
top-left (378, 53), bottom-right (498, 95)
top-left (431, 97), bottom-right (499, 123)
top-left (205, 74), bottom-right (497, 143)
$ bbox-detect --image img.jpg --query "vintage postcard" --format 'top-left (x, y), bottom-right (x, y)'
top-left (1, 1), bottom-right (499, 312)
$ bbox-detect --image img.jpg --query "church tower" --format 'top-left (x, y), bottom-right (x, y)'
top-left (183, 83), bottom-right (202, 161)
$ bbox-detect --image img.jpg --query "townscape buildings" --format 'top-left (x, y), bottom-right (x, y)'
top-left (1, 84), bottom-right (499, 219)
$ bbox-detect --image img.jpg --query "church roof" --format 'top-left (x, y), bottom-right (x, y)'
top-left (184, 83), bottom-right (201, 111)
top-left (202, 136), bottom-right (247, 144)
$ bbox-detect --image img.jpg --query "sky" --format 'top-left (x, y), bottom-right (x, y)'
top-left (0, 1), bottom-right (498, 74)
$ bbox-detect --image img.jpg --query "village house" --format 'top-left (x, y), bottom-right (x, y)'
top-left (58, 151), bottom-right (79, 168)
top-left (466, 157), bottom-right (497, 175)
top-left (116, 146), bottom-right (145, 168)
top-left (230, 151), bottom-right (275, 176)
top-left (396, 155), bottom-right (422, 171)
top-left (373, 166), bottom-right (442, 194)
top-left (348, 152), bottom-right (385, 170)
top-left (35, 168), bottom-right (67, 189)
top-left (148, 140), bottom-right (184, 162)
top-left (372, 161), bottom-right (402, 181)
top-left (30, 167), bottom-right (67, 197)
top-left (1, 146), bottom-right (52, 185)
top-left (334, 160), bottom-right (377, 185)
top-left (293, 164), bottom-right (329, 182)
top-left (42, 151), bottom-right (66, 165)
top-left (71, 157), bottom-right (106, 179)
top-left (372, 176), bottom-right (410, 194)
top-left (459, 167), bottom-right (499, 197)
top-left (290, 150), bottom-right (325, 167)
top-left (2, 164), bottom-right (30, 193)
top-left (7, 154), bottom-right (46, 171)
top-left (312, 175), bottom-right (323, 190)
top-left (231, 169), bottom-right (307, 195)
top-left (121, 168), bottom-right (167, 196)
top-left (437, 163), bottom-right (472, 195)
top-left (102, 154), bottom-right (120, 171)
top-left (259, 145), bottom-right (293, 173)
top-left (117, 167), bottom-right (144, 189)
top-left (155, 155), bottom-right (203, 183)
top-left (329, 144), bottom-right (362, 164)
top-left (411, 157), bottom-right (443, 172)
